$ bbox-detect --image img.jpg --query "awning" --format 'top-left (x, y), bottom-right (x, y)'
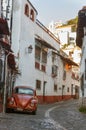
top-left (35, 35), bottom-right (57, 50)
top-left (52, 51), bottom-right (78, 66)
top-left (60, 56), bottom-right (78, 66)
top-left (0, 18), bottom-right (9, 35)
top-left (0, 40), bottom-right (12, 52)
top-left (7, 53), bottom-right (16, 71)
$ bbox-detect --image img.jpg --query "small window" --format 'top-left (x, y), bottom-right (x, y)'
top-left (36, 80), bottom-right (41, 90)
top-left (35, 45), bottom-right (41, 61)
top-left (54, 84), bottom-right (57, 91)
top-left (42, 49), bottom-right (47, 63)
top-left (67, 87), bottom-right (69, 92)
top-left (52, 52), bottom-right (56, 62)
top-left (69, 37), bottom-right (75, 41)
top-left (30, 9), bottom-right (34, 21)
top-left (24, 4), bottom-right (29, 17)
top-left (52, 65), bottom-right (57, 76)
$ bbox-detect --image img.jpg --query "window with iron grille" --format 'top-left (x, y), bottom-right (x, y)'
top-left (35, 45), bottom-right (41, 61)
top-left (52, 65), bottom-right (57, 76)
top-left (35, 42), bottom-right (47, 72)
top-left (42, 49), bottom-right (47, 63)
top-left (52, 52), bottom-right (56, 63)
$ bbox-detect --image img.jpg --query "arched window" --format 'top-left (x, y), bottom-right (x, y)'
top-left (24, 4), bottom-right (29, 17)
top-left (30, 9), bottom-right (34, 21)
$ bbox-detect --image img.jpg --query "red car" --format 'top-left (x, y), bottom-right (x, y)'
top-left (6, 86), bottom-right (38, 115)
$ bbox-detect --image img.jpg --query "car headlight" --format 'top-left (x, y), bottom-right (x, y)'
top-left (9, 97), bottom-right (14, 105)
top-left (31, 100), bottom-right (35, 107)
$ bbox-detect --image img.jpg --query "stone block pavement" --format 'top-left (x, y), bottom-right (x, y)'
top-left (0, 99), bottom-right (85, 130)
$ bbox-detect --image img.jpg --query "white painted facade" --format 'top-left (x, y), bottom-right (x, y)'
top-left (48, 21), bottom-right (80, 99)
top-left (48, 22), bottom-right (81, 64)
top-left (12, 0), bottom-right (38, 87)
top-left (55, 25), bottom-right (76, 48)
top-left (1, 0), bottom-right (79, 103)
top-left (11, 0), bottom-right (60, 98)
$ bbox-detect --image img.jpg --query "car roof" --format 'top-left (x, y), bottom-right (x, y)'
top-left (14, 86), bottom-right (35, 91)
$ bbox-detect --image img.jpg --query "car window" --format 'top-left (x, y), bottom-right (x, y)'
top-left (15, 88), bottom-right (34, 95)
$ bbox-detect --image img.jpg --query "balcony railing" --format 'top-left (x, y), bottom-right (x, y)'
top-left (36, 19), bottom-right (60, 44)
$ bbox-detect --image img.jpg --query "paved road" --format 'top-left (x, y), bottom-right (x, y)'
top-left (50, 99), bottom-right (86, 130)
top-left (0, 99), bottom-right (85, 130)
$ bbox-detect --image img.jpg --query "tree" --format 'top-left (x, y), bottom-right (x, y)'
top-left (67, 16), bottom-right (78, 25)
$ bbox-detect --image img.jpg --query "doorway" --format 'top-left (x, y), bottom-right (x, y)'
top-left (62, 85), bottom-right (65, 99)
top-left (43, 81), bottom-right (47, 102)
top-left (71, 84), bottom-right (73, 98)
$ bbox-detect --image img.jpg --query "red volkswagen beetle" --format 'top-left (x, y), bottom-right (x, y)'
top-left (6, 86), bottom-right (38, 115)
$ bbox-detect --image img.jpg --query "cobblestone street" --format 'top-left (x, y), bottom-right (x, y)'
top-left (0, 99), bottom-right (85, 130)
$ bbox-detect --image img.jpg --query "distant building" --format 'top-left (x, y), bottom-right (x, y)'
top-left (49, 21), bottom-right (81, 99)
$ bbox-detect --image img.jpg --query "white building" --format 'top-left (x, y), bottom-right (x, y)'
top-left (49, 21), bottom-right (80, 98)
top-left (11, 0), bottom-right (61, 103)
top-left (48, 21), bottom-right (81, 65)
top-left (1, 0), bottom-right (79, 103)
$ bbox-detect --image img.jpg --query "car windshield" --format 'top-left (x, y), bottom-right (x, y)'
top-left (15, 88), bottom-right (34, 95)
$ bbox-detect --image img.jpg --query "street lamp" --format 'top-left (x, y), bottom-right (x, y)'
top-left (28, 45), bottom-right (33, 53)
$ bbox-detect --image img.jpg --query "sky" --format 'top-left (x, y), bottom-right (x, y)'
top-left (29, 0), bottom-right (86, 26)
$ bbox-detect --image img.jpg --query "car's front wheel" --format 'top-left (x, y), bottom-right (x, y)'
top-left (32, 110), bottom-right (37, 115)
top-left (6, 108), bottom-right (14, 113)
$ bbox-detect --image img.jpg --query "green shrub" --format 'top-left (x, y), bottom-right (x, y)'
top-left (79, 106), bottom-right (86, 113)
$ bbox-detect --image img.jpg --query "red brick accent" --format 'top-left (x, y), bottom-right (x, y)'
top-left (37, 95), bottom-right (75, 104)
top-left (41, 65), bottom-right (46, 72)
top-left (35, 62), bottom-right (40, 69)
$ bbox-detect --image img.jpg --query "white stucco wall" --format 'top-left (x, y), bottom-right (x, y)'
top-left (59, 58), bottom-right (76, 96)
top-left (11, 0), bottom-right (61, 95)
top-left (11, 0), bottom-right (77, 99)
